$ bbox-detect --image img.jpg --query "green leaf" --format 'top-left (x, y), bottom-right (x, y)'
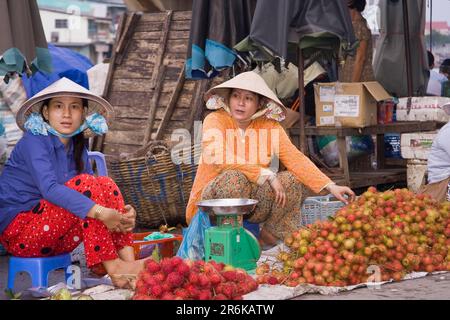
top-left (151, 245), bottom-right (160, 262)
top-left (4, 288), bottom-right (22, 300)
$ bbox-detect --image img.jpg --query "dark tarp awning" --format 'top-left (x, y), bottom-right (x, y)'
top-left (235, 0), bottom-right (357, 61)
top-left (186, 0), bottom-right (256, 79)
top-left (373, 0), bottom-right (428, 97)
top-left (0, 0), bottom-right (51, 80)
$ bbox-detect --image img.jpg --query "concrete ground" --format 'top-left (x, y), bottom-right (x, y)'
top-left (296, 273), bottom-right (450, 300)
top-left (1, 254), bottom-right (449, 300)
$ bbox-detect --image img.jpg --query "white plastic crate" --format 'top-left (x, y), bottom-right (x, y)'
top-left (397, 97), bottom-right (450, 122)
top-left (400, 132), bottom-right (437, 160)
top-left (301, 194), bottom-right (345, 226)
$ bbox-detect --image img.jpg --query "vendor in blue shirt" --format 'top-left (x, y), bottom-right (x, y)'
top-left (0, 77), bottom-right (147, 288)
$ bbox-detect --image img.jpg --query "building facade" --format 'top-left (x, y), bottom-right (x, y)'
top-left (37, 0), bottom-right (126, 63)
top-left (425, 21), bottom-right (450, 36)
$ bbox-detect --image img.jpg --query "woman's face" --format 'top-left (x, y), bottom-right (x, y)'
top-left (229, 89), bottom-right (261, 123)
top-left (43, 96), bottom-right (85, 135)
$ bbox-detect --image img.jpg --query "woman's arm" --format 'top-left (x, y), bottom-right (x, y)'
top-left (351, 39), bottom-right (368, 82)
top-left (22, 136), bottom-right (95, 219)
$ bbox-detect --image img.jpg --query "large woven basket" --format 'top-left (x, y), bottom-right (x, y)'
top-left (109, 142), bottom-right (199, 228)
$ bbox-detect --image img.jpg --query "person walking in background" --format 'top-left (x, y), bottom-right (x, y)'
top-left (340, 0), bottom-right (375, 82)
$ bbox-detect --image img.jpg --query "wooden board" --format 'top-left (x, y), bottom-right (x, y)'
top-left (98, 10), bottom-right (215, 157)
top-left (327, 169), bottom-right (406, 189)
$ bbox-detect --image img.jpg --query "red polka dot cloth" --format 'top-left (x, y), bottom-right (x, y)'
top-left (0, 174), bottom-right (133, 267)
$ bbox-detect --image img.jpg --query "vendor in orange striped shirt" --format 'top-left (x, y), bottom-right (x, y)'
top-left (186, 72), bottom-right (355, 248)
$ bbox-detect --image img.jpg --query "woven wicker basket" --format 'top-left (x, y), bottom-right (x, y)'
top-left (109, 142), bottom-right (199, 228)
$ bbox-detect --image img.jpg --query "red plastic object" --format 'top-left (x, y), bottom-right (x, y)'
top-left (132, 232), bottom-right (183, 259)
top-left (377, 100), bottom-right (395, 124)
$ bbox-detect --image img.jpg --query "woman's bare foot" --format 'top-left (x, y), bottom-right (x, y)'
top-left (118, 246), bottom-right (136, 262)
top-left (102, 257), bottom-right (149, 289)
top-left (258, 228), bottom-right (280, 249)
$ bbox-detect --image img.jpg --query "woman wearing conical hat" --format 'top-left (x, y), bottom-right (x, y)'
top-left (186, 71), bottom-right (355, 248)
top-left (0, 78), bottom-right (147, 288)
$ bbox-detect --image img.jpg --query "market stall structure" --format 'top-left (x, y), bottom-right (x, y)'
top-left (1, 0), bottom-right (450, 301)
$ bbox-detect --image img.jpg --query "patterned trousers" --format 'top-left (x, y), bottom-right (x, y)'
top-left (0, 174), bottom-right (133, 267)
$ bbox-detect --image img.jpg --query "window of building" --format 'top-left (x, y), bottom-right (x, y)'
top-left (55, 19), bottom-right (68, 29)
top-left (51, 32), bottom-right (59, 43)
top-left (88, 20), bottom-right (98, 38)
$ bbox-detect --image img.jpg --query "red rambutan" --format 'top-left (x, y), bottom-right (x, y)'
top-left (167, 272), bottom-right (184, 288)
top-left (160, 258), bottom-right (175, 274)
top-left (175, 263), bottom-right (190, 277)
top-left (150, 285), bottom-right (163, 297)
top-left (145, 259), bottom-right (161, 274)
top-left (198, 289), bottom-right (212, 300)
top-left (222, 271), bottom-right (237, 282)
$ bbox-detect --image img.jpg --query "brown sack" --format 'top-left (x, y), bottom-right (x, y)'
top-left (417, 177), bottom-right (450, 203)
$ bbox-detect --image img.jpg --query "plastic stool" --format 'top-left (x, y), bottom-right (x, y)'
top-left (7, 254), bottom-right (72, 290)
top-left (87, 151), bottom-right (108, 176)
top-left (243, 221), bottom-right (260, 238)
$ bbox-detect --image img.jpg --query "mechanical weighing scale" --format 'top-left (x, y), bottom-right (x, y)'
top-left (197, 198), bottom-right (261, 271)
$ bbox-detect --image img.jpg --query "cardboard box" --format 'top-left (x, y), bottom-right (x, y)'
top-left (314, 82), bottom-right (391, 128)
top-left (397, 97), bottom-right (450, 122)
top-left (400, 131), bottom-right (438, 160)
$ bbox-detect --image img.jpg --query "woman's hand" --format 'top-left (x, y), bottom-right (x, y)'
top-left (120, 205), bottom-right (137, 233)
top-left (269, 176), bottom-right (286, 208)
top-left (327, 184), bottom-right (355, 205)
top-left (99, 207), bottom-right (132, 232)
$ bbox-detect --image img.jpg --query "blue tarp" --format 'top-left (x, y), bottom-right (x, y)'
top-left (21, 44), bottom-right (93, 98)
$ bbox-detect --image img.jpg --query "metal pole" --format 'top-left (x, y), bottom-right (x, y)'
top-left (402, 0), bottom-right (414, 96)
top-left (297, 48), bottom-right (307, 155)
top-left (429, 0), bottom-right (432, 50)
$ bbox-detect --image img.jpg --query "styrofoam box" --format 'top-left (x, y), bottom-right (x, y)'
top-left (400, 131), bottom-right (438, 160)
top-left (397, 97), bottom-right (450, 122)
top-left (407, 159), bottom-right (427, 193)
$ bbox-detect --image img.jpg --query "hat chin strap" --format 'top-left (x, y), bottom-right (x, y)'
top-left (250, 108), bottom-right (267, 120)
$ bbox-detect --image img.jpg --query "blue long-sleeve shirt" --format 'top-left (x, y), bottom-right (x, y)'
top-left (0, 132), bottom-right (94, 233)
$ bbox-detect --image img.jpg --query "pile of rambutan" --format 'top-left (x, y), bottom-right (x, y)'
top-left (133, 257), bottom-right (258, 300)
